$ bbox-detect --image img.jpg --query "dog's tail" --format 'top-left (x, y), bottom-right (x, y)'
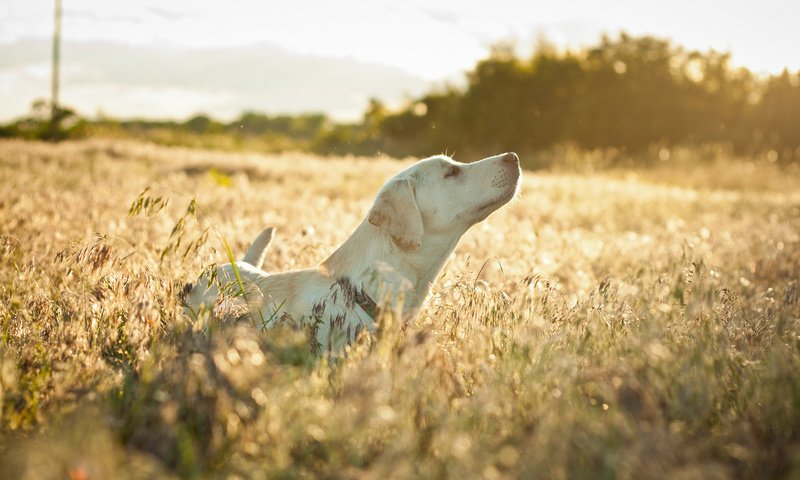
top-left (242, 227), bottom-right (275, 269)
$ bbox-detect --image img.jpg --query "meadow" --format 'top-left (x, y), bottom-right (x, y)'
top-left (0, 139), bottom-right (798, 479)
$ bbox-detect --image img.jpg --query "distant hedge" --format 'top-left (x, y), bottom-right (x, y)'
top-left (325, 33), bottom-right (799, 160)
top-left (3, 33), bottom-right (799, 162)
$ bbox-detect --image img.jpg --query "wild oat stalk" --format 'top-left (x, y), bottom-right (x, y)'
top-left (221, 236), bottom-right (265, 328)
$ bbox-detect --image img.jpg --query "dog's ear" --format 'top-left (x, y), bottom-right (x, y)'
top-left (368, 178), bottom-right (423, 252)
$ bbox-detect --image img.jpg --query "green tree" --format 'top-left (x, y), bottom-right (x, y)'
top-left (753, 70), bottom-right (800, 157)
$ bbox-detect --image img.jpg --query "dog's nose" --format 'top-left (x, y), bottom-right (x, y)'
top-left (502, 152), bottom-right (519, 164)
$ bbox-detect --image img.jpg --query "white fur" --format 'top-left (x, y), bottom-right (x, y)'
top-left (241, 226), bottom-right (274, 269)
top-left (183, 152), bottom-right (521, 354)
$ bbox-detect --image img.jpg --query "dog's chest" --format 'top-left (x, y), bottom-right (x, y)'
top-left (265, 277), bottom-right (377, 356)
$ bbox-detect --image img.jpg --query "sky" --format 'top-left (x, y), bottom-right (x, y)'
top-left (0, 0), bottom-right (798, 121)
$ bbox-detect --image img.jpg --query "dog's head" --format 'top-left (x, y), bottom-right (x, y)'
top-left (368, 152), bottom-right (521, 252)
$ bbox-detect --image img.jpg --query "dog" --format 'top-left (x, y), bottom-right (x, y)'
top-left (182, 152), bottom-right (521, 354)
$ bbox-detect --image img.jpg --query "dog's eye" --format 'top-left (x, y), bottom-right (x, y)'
top-left (444, 166), bottom-right (461, 179)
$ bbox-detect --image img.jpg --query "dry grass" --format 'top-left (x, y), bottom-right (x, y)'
top-left (1, 138), bottom-right (799, 479)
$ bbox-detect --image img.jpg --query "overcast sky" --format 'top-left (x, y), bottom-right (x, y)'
top-left (1, 0), bottom-right (798, 121)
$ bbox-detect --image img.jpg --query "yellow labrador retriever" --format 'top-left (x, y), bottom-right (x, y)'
top-left (183, 152), bottom-right (521, 354)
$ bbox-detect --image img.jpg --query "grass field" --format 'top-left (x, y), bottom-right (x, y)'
top-left (0, 139), bottom-right (799, 479)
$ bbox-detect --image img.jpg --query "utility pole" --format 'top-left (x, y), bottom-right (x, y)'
top-left (50, 0), bottom-right (62, 140)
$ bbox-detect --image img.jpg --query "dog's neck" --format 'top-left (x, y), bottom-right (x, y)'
top-left (322, 220), bottom-right (463, 317)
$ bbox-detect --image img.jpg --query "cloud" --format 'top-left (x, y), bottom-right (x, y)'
top-left (66, 9), bottom-right (144, 24)
top-left (145, 7), bottom-right (201, 22)
top-left (0, 40), bottom-right (432, 121)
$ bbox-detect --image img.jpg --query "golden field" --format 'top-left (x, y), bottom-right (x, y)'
top-left (0, 139), bottom-right (799, 479)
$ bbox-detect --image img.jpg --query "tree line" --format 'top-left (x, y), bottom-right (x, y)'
top-left (321, 33), bottom-right (799, 161)
top-left (3, 33), bottom-right (799, 162)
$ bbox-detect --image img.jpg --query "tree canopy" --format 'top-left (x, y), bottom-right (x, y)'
top-left (315, 33), bottom-right (799, 161)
